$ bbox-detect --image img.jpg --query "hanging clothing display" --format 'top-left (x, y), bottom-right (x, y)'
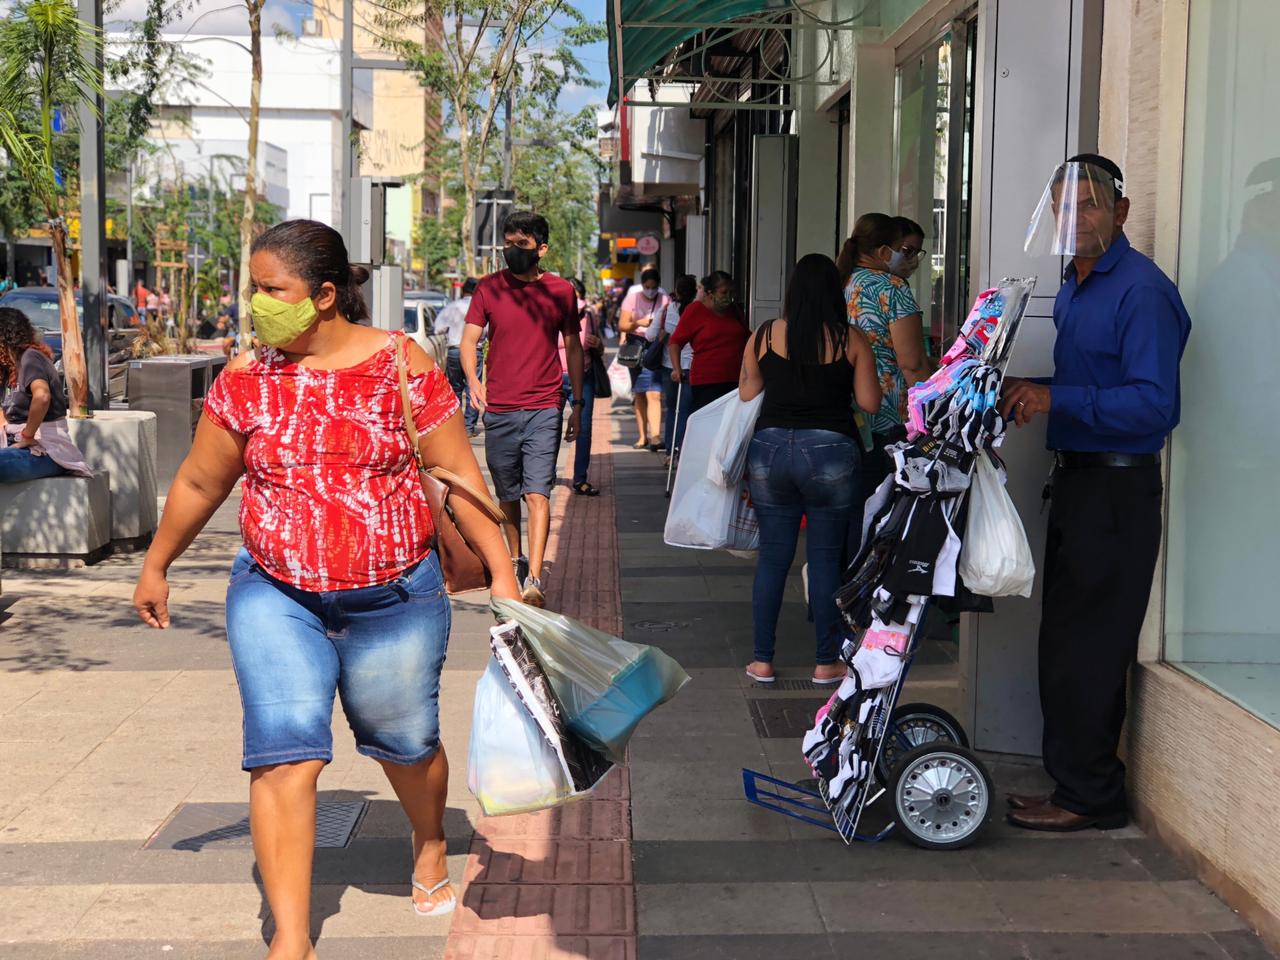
top-left (802, 278), bottom-right (1037, 842)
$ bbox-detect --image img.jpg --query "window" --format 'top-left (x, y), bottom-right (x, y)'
top-left (892, 17), bottom-right (977, 352)
top-left (1164, 0), bottom-right (1280, 728)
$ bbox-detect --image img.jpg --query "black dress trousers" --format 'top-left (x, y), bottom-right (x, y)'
top-left (1038, 463), bottom-right (1163, 816)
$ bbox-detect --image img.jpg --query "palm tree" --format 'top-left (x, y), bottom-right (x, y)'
top-left (0, 0), bottom-right (103, 417)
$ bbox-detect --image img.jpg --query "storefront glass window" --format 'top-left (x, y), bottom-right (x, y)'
top-left (892, 17), bottom-right (976, 353)
top-left (1164, 0), bottom-right (1280, 728)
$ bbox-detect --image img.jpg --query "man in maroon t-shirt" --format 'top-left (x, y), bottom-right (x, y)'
top-left (462, 211), bottom-right (583, 606)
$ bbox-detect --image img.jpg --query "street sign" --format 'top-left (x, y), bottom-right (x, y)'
top-left (473, 189), bottom-right (516, 259)
top-left (637, 235), bottom-right (660, 256)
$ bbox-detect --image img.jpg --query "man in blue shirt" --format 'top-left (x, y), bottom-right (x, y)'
top-left (1001, 154), bottom-right (1191, 832)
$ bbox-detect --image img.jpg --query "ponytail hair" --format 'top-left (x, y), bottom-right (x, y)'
top-left (251, 219), bottom-right (370, 323)
top-left (836, 212), bottom-right (902, 286)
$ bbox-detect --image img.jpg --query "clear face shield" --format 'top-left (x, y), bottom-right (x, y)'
top-left (1024, 161), bottom-right (1124, 257)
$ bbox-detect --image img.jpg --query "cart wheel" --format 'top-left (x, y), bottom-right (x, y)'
top-left (890, 743), bottom-right (992, 850)
top-left (875, 703), bottom-right (968, 785)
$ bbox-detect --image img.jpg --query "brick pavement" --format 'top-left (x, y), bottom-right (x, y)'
top-left (445, 397), bottom-right (637, 960)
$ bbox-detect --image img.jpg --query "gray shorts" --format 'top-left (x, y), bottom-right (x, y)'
top-left (483, 407), bottom-right (564, 503)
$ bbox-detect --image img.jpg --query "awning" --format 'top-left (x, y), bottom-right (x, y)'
top-left (607, 0), bottom-right (874, 106)
top-left (608, 0), bottom-right (793, 106)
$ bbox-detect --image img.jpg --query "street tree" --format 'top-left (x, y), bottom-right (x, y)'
top-left (373, 0), bottom-right (603, 276)
top-left (0, 0), bottom-right (104, 417)
top-left (237, 0), bottom-right (265, 345)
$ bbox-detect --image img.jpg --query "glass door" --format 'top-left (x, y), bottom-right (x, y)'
top-left (892, 15), bottom-right (978, 354)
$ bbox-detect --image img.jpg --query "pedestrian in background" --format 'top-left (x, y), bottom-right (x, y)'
top-left (647, 272), bottom-right (696, 464)
top-left (435, 277), bottom-right (481, 436)
top-left (617, 267), bottom-right (668, 450)
top-left (132, 219), bottom-right (519, 952)
top-left (0, 307), bottom-right (92, 482)
top-left (737, 255), bottom-right (881, 685)
top-left (669, 270), bottom-right (748, 411)
top-left (889, 216), bottom-right (929, 282)
top-left (462, 210), bottom-right (584, 606)
top-left (562, 277), bottom-right (602, 496)
top-left (1001, 154), bottom-right (1191, 832)
top-left (837, 213), bottom-right (933, 554)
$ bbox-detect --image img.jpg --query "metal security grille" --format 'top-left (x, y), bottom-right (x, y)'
top-left (146, 801), bottom-right (367, 851)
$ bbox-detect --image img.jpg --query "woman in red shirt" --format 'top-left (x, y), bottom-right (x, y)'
top-left (132, 220), bottom-right (518, 954)
top-left (668, 270), bottom-right (749, 410)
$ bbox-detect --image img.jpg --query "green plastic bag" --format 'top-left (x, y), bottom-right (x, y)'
top-left (491, 599), bottom-right (691, 764)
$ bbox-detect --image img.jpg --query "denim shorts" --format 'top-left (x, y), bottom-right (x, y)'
top-left (225, 548), bottom-right (451, 770)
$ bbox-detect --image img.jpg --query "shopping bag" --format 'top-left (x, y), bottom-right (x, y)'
top-left (492, 599), bottom-right (690, 764)
top-left (467, 658), bottom-right (573, 816)
top-left (706, 391), bottom-right (764, 488)
top-left (665, 395), bottom-right (742, 549)
top-left (957, 454), bottom-right (1035, 598)
top-left (726, 480), bottom-right (759, 552)
top-left (467, 622), bottom-right (614, 816)
top-left (607, 357), bottom-right (633, 402)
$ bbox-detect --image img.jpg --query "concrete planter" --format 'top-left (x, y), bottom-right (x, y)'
top-left (0, 471), bottom-right (112, 568)
top-left (67, 410), bottom-right (158, 550)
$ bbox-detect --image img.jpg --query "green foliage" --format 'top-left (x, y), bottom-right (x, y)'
top-left (414, 205), bottom-right (465, 287)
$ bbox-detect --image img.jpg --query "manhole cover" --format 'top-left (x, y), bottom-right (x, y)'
top-left (146, 801), bottom-right (367, 851)
top-left (630, 619), bottom-right (689, 631)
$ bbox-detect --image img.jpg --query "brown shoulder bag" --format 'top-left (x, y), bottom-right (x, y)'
top-left (395, 340), bottom-right (507, 595)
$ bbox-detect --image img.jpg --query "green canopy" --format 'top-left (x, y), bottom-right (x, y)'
top-left (607, 0), bottom-right (796, 105)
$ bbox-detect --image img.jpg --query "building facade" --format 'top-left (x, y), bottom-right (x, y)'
top-left (605, 0), bottom-right (1280, 946)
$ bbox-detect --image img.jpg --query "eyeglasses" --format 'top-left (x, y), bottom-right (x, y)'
top-left (901, 247), bottom-right (927, 260)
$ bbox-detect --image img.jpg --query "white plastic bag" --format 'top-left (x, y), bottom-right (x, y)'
top-left (607, 357), bottom-right (633, 403)
top-left (664, 395), bottom-right (742, 550)
top-left (706, 391), bottom-right (764, 488)
top-left (958, 454), bottom-right (1035, 598)
top-left (467, 658), bottom-right (573, 816)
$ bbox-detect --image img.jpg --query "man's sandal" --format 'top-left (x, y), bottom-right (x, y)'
top-left (573, 482), bottom-right (600, 496)
top-left (411, 876), bottom-right (457, 917)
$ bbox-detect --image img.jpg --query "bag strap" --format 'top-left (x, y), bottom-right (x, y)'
top-left (395, 338), bottom-right (507, 524)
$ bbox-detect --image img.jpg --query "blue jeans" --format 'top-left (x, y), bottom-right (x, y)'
top-left (446, 345), bottom-right (483, 432)
top-left (225, 548), bottom-right (451, 770)
top-left (746, 428), bottom-right (860, 665)
top-left (563, 372), bottom-right (596, 485)
top-left (661, 367), bottom-right (692, 454)
top-left (0, 448), bottom-right (67, 483)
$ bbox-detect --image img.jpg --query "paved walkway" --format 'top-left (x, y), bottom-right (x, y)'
top-left (0, 394), bottom-right (1275, 960)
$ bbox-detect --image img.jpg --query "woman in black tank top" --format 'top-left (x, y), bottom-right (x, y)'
top-left (737, 254), bottom-right (882, 686)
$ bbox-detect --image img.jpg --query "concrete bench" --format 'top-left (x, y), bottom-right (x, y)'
top-left (0, 471), bottom-right (112, 568)
top-left (68, 411), bottom-right (158, 551)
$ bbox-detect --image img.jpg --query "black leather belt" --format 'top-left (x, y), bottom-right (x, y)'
top-left (1054, 451), bottom-right (1160, 469)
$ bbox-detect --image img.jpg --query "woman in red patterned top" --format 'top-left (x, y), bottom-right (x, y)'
top-left (133, 220), bottom-right (518, 957)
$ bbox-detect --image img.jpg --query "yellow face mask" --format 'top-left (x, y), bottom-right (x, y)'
top-left (250, 292), bottom-right (318, 347)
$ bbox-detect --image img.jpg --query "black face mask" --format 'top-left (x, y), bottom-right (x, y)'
top-left (502, 245), bottom-right (540, 274)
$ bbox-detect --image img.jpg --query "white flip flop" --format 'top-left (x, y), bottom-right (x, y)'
top-left (411, 876), bottom-right (457, 917)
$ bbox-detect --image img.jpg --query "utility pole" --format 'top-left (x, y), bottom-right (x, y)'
top-left (502, 86), bottom-right (513, 191)
top-left (78, 0), bottom-right (107, 409)
top-left (339, 0), bottom-right (353, 241)
top-left (125, 155), bottom-right (134, 288)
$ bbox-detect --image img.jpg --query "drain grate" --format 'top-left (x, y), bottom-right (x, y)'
top-left (630, 619), bottom-right (690, 631)
top-left (747, 698), bottom-right (831, 738)
top-left (146, 801), bottom-right (367, 851)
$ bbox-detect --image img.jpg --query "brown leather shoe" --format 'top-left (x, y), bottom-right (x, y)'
top-left (1006, 792), bottom-right (1052, 810)
top-left (1006, 800), bottom-right (1128, 832)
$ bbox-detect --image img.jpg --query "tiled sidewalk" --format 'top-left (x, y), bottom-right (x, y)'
top-left (446, 396), bottom-right (637, 959)
top-left (605, 411), bottom-right (1277, 960)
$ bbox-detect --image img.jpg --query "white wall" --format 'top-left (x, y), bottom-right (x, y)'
top-left (154, 34), bottom-right (373, 227)
top-left (192, 108), bottom-right (340, 225)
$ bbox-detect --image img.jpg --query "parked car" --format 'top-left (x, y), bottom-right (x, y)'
top-left (403, 298), bottom-right (448, 368)
top-left (0, 287), bottom-right (146, 401)
top-left (406, 288), bottom-right (450, 312)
